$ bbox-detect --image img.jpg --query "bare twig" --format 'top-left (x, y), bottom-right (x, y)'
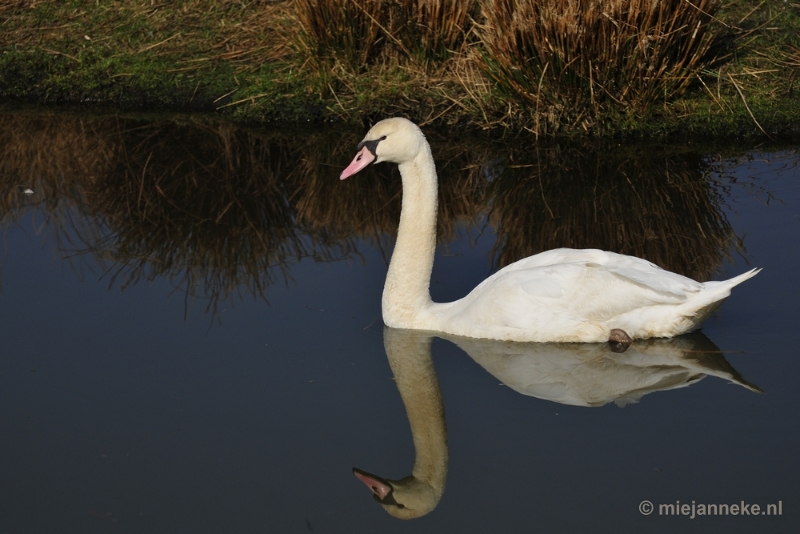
top-left (42, 48), bottom-right (80, 62)
top-left (727, 73), bottom-right (773, 139)
top-left (138, 33), bottom-right (181, 53)
top-left (216, 92), bottom-right (271, 109)
top-left (350, 1), bottom-right (414, 61)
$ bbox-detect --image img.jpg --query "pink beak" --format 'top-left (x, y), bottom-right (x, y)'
top-left (340, 146), bottom-right (376, 180)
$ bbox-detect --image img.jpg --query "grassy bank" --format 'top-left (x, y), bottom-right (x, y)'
top-left (1, 0), bottom-right (798, 137)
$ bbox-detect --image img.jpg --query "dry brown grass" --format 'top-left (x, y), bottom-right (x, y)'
top-left (0, 1), bottom-right (294, 73)
top-left (292, 0), bottom-right (386, 71)
top-left (2, 1), bottom-right (794, 134)
top-left (292, 0), bottom-right (478, 71)
top-left (478, 0), bottom-right (726, 130)
top-left (776, 45), bottom-right (800, 96)
top-left (288, 0), bottom-right (757, 133)
top-left (394, 0), bottom-right (479, 64)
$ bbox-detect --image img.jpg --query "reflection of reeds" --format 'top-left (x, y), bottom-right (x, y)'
top-left (84, 121), bottom-right (308, 313)
top-left (0, 112), bottom-right (357, 314)
top-left (0, 111), bottom-right (744, 315)
top-left (0, 111), bottom-right (114, 257)
top-left (485, 143), bottom-right (737, 280)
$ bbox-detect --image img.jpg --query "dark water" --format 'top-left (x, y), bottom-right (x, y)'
top-left (1, 111), bottom-right (798, 533)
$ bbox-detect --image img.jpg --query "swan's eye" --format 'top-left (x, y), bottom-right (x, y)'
top-left (379, 135), bottom-right (387, 141)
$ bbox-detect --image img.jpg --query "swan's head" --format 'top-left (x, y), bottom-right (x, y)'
top-left (352, 467), bottom-right (441, 519)
top-left (340, 118), bottom-right (426, 180)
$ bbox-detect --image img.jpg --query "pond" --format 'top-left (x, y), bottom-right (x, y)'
top-left (1, 110), bottom-right (798, 533)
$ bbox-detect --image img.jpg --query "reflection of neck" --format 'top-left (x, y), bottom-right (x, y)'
top-left (384, 327), bottom-right (448, 498)
top-left (382, 150), bottom-right (438, 329)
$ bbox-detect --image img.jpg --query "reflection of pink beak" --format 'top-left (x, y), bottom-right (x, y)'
top-left (353, 468), bottom-right (392, 500)
top-left (340, 146), bottom-right (376, 180)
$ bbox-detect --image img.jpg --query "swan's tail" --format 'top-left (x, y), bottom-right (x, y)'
top-left (686, 268), bottom-right (761, 321)
top-left (703, 268), bottom-right (762, 295)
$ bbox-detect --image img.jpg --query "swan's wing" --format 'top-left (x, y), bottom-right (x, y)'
top-left (490, 249), bottom-right (703, 304)
top-left (601, 263), bottom-right (702, 297)
top-left (447, 251), bottom-right (703, 339)
top-left (436, 249), bottom-right (755, 342)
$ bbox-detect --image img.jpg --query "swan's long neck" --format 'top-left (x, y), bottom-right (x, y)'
top-left (382, 145), bottom-right (439, 329)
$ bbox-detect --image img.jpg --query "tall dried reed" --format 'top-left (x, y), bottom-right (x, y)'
top-left (478, 0), bottom-right (725, 126)
top-left (393, 0), bottom-right (479, 63)
top-left (292, 0), bottom-right (387, 71)
top-left (292, 0), bottom-right (477, 71)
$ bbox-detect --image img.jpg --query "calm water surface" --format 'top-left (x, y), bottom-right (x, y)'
top-left (1, 111), bottom-right (798, 533)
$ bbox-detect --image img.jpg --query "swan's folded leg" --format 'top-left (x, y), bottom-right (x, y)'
top-left (608, 328), bottom-right (633, 352)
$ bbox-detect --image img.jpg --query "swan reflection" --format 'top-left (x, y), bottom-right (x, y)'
top-left (353, 327), bottom-right (760, 518)
top-left (353, 328), bottom-right (448, 519)
top-left (442, 331), bottom-right (762, 407)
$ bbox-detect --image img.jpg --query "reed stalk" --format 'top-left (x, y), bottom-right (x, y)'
top-left (292, 0), bottom-right (478, 71)
top-left (477, 0), bottom-right (726, 128)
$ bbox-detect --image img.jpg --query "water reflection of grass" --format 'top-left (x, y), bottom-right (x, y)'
top-left (0, 111), bottom-right (753, 314)
top-left (86, 121), bottom-right (309, 312)
top-left (485, 143), bottom-right (739, 280)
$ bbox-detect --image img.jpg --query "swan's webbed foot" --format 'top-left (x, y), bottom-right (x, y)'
top-left (608, 328), bottom-right (632, 353)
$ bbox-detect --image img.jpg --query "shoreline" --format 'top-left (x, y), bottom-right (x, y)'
top-left (1, 1), bottom-right (799, 139)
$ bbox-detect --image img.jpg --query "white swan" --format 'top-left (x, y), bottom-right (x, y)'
top-left (340, 117), bottom-right (760, 343)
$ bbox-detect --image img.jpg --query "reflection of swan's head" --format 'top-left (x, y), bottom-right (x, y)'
top-left (352, 328), bottom-right (448, 519)
top-left (340, 118), bottom-right (426, 179)
top-left (353, 467), bottom-right (441, 519)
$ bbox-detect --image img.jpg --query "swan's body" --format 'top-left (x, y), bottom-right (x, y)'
top-left (340, 118), bottom-right (760, 343)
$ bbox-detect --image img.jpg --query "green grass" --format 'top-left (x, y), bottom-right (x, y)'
top-left (1, 0), bottom-right (798, 137)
